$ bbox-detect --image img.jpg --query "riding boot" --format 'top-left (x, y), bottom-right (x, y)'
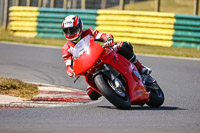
top-left (131, 59), bottom-right (152, 75)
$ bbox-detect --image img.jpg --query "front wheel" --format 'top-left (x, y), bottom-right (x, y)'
top-left (94, 74), bottom-right (131, 109)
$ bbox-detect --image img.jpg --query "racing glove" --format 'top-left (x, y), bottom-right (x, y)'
top-left (66, 65), bottom-right (76, 78)
top-left (104, 37), bottom-right (114, 47)
top-left (71, 71), bottom-right (76, 78)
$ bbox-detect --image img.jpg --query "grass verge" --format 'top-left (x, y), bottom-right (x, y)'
top-left (0, 77), bottom-right (39, 99)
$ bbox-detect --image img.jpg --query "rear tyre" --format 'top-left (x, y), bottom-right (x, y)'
top-left (94, 74), bottom-right (131, 109)
top-left (144, 76), bottom-right (164, 107)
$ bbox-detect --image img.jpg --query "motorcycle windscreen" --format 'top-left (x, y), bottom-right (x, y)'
top-left (73, 35), bottom-right (104, 75)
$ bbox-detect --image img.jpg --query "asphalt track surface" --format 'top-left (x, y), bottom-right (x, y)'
top-left (0, 42), bottom-right (200, 133)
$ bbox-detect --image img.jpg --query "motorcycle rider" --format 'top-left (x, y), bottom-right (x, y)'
top-left (62, 15), bottom-right (151, 100)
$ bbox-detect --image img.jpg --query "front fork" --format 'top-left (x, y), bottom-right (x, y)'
top-left (103, 64), bottom-right (126, 90)
top-left (93, 64), bottom-right (126, 92)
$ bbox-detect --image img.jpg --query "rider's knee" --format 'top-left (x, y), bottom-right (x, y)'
top-left (117, 41), bottom-right (136, 62)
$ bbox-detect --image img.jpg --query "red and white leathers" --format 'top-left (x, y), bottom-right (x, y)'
top-left (62, 28), bottom-right (113, 77)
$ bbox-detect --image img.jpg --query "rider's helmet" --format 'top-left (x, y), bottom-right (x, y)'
top-left (62, 15), bottom-right (83, 43)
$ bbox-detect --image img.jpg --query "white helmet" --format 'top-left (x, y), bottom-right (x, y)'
top-left (62, 15), bottom-right (83, 41)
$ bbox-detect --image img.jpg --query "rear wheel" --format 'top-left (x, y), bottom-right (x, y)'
top-left (146, 85), bottom-right (164, 107)
top-left (94, 74), bottom-right (131, 109)
top-left (143, 75), bottom-right (164, 107)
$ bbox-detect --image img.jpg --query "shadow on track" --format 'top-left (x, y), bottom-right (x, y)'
top-left (97, 106), bottom-right (186, 110)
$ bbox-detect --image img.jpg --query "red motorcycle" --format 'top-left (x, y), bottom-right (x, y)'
top-left (73, 35), bottom-right (164, 109)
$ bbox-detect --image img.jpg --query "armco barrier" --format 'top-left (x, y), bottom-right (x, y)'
top-left (9, 6), bottom-right (200, 48)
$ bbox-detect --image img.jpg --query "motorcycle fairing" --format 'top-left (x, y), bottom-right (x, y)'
top-left (73, 39), bottom-right (104, 75)
top-left (98, 50), bottom-right (150, 105)
top-left (73, 36), bottom-right (149, 105)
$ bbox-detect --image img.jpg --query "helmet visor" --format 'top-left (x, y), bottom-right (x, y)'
top-left (63, 23), bottom-right (81, 37)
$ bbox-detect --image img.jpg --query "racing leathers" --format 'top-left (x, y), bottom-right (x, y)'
top-left (62, 28), bottom-right (114, 78)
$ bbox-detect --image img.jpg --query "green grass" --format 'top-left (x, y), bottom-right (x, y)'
top-left (0, 77), bottom-right (39, 99)
top-left (133, 44), bottom-right (200, 58)
top-left (0, 29), bottom-right (200, 58)
top-left (108, 0), bottom-right (200, 15)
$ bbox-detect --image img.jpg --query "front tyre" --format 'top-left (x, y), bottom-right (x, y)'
top-left (94, 74), bottom-right (131, 109)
